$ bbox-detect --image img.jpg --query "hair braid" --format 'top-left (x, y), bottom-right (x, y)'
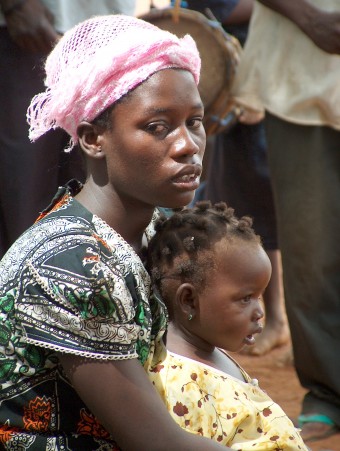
top-left (147, 201), bottom-right (261, 309)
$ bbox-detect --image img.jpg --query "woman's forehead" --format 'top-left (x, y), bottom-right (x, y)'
top-left (123, 69), bottom-right (202, 107)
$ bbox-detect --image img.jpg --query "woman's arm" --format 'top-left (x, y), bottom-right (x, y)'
top-left (258, 0), bottom-right (340, 54)
top-left (59, 354), bottom-right (229, 450)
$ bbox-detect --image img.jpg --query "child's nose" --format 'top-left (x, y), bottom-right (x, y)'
top-left (252, 300), bottom-right (264, 321)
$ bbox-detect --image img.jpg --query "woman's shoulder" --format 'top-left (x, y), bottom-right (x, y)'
top-left (0, 200), bottom-right (95, 277)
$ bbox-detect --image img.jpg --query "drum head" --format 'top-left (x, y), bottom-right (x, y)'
top-left (140, 7), bottom-right (235, 111)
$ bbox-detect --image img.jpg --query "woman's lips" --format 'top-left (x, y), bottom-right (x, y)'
top-left (172, 165), bottom-right (202, 190)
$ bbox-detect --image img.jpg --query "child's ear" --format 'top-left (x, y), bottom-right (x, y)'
top-left (175, 283), bottom-right (199, 321)
top-left (77, 121), bottom-right (105, 159)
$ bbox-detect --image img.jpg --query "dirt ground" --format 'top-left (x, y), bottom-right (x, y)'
top-left (234, 343), bottom-right (340, 451)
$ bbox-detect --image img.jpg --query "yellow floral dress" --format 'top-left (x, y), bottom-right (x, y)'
top-left (149, 350), bottom-right (307, 450)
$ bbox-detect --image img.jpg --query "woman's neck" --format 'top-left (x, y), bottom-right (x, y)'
top-left (75, 180), bottom-right (154, 252)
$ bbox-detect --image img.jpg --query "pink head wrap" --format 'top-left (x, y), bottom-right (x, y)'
top-left (27, 14), bottom-right (201, 152)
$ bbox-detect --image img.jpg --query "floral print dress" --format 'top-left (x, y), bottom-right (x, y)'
top-left (0, 181), bottom-right (166, 450)
top-left (149, 350), bottom-right (308, 450)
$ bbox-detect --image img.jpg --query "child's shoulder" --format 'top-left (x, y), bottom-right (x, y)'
top-left (217, 348), bottom-right (254, 383)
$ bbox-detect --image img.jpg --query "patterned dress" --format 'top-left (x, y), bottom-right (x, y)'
top-left (149, 350), bottom-right (308, 450)
top-left (0, 180), bottom-right (167, 450)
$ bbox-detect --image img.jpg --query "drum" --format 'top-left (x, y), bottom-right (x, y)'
top-left (139, 7), bottom-right (242, 135)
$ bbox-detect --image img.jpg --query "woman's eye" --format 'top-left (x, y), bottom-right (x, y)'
top-left (188, 117), bottom-right (203, 129)
top-left (145, 122), bottom-right (168, 136)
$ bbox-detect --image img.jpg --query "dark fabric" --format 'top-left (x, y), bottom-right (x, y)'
top-left (0, 28), bottom-right (85, 258)
top-left (185, 0), bottom-right (238, 23)
top-left (265, 112), bottom-right (340, 426)
top-left (185, 0), bottom-right (248, 44)
top-left (203, 122), bottom-right (278, 249)
top-left (0, 181), bottom-right (166, 449)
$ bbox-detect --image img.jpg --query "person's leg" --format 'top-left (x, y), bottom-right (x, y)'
top-left (204, 122), bottom-right (289, 355)
top-left (265, 112), bottom-right (340, 441)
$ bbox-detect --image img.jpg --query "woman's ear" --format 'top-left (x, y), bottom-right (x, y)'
top-left (77, 121), bottom-right (105, 159)
top-left (175, 283), bottom-right (199, 321)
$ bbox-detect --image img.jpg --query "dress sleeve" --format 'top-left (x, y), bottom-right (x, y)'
top-left (16, 232), bottom-right (140, 360)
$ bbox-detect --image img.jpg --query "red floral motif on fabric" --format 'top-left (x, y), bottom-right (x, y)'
top-left (23, 396), bottom-right (52, 432)
top-left (0, 423), bottom-right (20, 443)
top-left (92, 233), bottom-right (110, 250)
top-left (35, 194), bottom-right (70, 222)
top-left (173, 402), bottom-right (189, 417)
top-left (149, 363), bottom-right (165, 373)
top-left (77, 408), bottom-right (111, 439)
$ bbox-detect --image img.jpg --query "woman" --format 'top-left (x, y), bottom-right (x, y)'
top-left (0, 14), bottom-right (228, 450)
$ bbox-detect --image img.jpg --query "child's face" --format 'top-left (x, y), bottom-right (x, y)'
top-left (193, 241), bottom-right (271, 353)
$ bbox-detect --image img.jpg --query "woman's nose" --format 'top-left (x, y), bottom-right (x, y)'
top-left (171, 126), bottom-right (203, 158)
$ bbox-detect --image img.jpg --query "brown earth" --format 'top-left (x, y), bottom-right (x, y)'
top-left (233, 343), bottom-right (340, 451)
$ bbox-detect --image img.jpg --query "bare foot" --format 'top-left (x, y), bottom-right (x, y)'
top-left (276, 346), bottom-right (294, 367)
top-left (241, 320), bottom-right (290, 356)
top-left (299, 418), bottom-right (339, 443)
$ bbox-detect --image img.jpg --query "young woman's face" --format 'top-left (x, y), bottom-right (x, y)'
top-left (193, 241), bottom-right (271, 353)
top-left (101, 69), bottom-right (206, 209)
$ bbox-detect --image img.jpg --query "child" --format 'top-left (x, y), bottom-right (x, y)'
top-left (147, 201), bottom-right (307, 450)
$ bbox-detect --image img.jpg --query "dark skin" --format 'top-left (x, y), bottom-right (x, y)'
top-left (201, 0), bottom-right (289, 355)
top-left (1, 0), bottom-right (59, 52)
top-left (76, 70), bottom-right (205, 250)
top-left (165, 240), bottom-right (270, 378)
top-left (223, 0), bottom-right (253, 25)
top-left (59, 69), bottom-right (230, 450)
top-left (259, 0), bottom-right (340, 54)
top-left (59, 355), bottom-right (229, 450)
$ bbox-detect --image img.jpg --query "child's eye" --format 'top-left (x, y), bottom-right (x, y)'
top-left (241, 295), bottom-right (252, 305)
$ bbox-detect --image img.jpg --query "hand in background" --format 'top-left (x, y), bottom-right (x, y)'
top-left (4, 0), bottom-right (59, 52)
top-left (238, 108), bottom-right (264, 125)
top-left (259, 0), bottom-right (340, 55)
top-left (305, 9), bottom-right (340, 54)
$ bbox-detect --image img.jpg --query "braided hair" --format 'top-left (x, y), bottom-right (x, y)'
top-left (146, 201), bottom-right (261, 317)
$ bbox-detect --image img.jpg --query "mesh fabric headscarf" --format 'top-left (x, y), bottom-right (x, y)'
top-left (27, 14), bottom-right (201, 151)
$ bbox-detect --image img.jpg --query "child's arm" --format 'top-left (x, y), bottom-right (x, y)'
top-left (59, 353), bottom-right (230, 451)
